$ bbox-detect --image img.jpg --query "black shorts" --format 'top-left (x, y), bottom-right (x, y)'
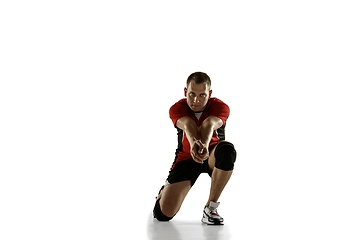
top-left (166, 158), bottom-right (213, 187)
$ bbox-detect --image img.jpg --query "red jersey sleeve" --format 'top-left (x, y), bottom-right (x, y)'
top-left (208, 98), bottom-right (230, 125)
top-left (169, 99), bottom-right (191, 127)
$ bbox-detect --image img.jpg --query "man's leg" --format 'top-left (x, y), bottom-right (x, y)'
top-left (154, 180), bottom-right (191, 221)
top-left (206, 167), bottom-right (233, 206)
top-left (201, 141), bottom-right (236, 224)
top-left (206, 141), bottom-right (236, 206)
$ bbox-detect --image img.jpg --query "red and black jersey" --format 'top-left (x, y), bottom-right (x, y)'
top-left (169, 98), bottom-right (230, 167)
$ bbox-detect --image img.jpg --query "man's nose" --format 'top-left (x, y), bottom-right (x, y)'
top-left (194, 96), bottom-right (199, 103)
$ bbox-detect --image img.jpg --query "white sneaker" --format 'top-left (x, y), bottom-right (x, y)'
top-left (201, 201), bottom-right (224, 225)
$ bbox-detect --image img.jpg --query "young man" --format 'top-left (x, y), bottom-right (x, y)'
top-left (153, 72), bottom-right (237, 225)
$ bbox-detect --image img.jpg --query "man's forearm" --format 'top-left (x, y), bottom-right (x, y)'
top-left (200, 116), bottom-right (223, 147)
top-left (177, 116), bottom-right (223, 147)
top-left (200, 121), bottom-right (215, 147)
top-left (176, 117), bottom-right (198, 145)
top-left (177, 116), bottom-right (208, 162)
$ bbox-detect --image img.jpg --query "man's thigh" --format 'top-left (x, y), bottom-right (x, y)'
top-left (167, 158), bottom-right (208, 186)
top-left (159, 180), bottom-right (191, 218)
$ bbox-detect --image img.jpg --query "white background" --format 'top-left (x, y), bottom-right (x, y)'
top-left (1, 0), bottom-right (359, 239)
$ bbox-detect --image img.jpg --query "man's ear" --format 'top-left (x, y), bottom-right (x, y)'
top-left (209, 90), bottom-right (212, 98)
top-left (184, 87), bottom-right (187, 97)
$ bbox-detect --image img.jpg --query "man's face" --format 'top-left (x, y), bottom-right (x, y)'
top-left (184, 81), bottom-right (212, 112)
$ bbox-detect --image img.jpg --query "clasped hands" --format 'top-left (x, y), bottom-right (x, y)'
top-left (190, 137), bottom-right (209, 164)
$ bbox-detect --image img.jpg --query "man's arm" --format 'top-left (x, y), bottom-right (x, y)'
top-left (176, 116), bottom-right (198, 143)
top-left (176, 117), bottom-right (208, 164)
top-left (200, 116), bottom-right (223, 147)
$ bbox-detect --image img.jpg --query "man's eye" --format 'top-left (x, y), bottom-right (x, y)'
top-left (190, 93), bottom-right (195, 96)
top-left (201, 94), bottom-right (206, 97)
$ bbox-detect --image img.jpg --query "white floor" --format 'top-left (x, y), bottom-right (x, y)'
top-left (145, 172), bottom-right (360, 240)
top-left (147, 214), bottom-right (232, 240)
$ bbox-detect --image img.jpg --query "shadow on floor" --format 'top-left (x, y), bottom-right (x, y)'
top-left (147, 213), bottom-right (231, 240)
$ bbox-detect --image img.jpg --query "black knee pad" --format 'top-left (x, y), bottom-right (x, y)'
top-left (153, 198), bottom-right (173, 222)
top-left (214, 141), bottom-right (237, 171)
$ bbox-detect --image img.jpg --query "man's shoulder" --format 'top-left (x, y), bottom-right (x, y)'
top-left (169, 98), bottom-right (192, 125)
top-left (169, 98), bottom-right (189, 114)
top-left (208, 97), bottom-right (228, 107)
top-left (171, 98), bottom-right (187, 109)
top-left (207, 97), bottom-right (230, 114)
top-left (209, 97), bottom-right (222, 103)
top-left (176, 98), bottom-right (187, 104)
top-left (206, 98), bottom-right (230, 123)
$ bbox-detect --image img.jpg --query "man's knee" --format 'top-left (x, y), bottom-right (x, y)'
top-left (153, 198), bottom-right (174, 222)
top-left (214, 141), bottom-right (237, 171)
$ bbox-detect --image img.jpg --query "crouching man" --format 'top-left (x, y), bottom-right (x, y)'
top-left (153, 72), bottom-right (237, 225)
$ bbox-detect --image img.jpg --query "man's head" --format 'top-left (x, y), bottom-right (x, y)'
top-left (184, 72), bottom-right (212, 112)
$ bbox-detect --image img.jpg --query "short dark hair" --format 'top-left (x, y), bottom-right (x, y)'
top-left (186, 72), bottom-right (211, 88)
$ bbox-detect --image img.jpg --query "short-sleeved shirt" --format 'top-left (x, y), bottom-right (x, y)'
top-left (169, 97), bottom-right (230, 168)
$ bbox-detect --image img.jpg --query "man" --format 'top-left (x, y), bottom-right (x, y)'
top-left (153, 72), bottom-right (237, 225)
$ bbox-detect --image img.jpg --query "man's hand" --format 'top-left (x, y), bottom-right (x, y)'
top-left (190, 137), bottom-right (209, 164)
top-left (175, 116), bottom-right (213, 163)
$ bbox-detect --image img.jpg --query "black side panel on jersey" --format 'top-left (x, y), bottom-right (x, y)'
top-left (175, 126), bottom-right (184, 155)
top-left (169, 127), bottom-right (184, 170)
top-left (216, 124), bottom-right (226, 141)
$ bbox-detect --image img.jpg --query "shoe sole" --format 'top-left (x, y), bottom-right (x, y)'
top-left (201, 213), bottom-right (224, 225)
